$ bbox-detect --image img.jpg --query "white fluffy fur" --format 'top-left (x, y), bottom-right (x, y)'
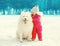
top-left (16, 12), bottom-right (33, 42)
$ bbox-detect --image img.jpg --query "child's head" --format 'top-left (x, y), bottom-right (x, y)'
top-left (31, 5), bottom-right (39, 14)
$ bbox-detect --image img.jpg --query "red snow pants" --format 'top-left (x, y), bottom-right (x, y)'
top-left (31, 14), bottom-right (42, 41)
top-left (32, 22), bottom-right (42, 41)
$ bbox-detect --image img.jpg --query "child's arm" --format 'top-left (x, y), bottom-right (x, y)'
top-left (37, 12), bottom-right (44, 25)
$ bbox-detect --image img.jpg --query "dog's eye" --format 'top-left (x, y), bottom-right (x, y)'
top-left (23, 16), bottom-right (25, 17)
top-left (26, 16), bottom-right (28, 17)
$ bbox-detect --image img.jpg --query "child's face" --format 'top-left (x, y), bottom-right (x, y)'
top-left (31, 12), bottom-right (35, 14)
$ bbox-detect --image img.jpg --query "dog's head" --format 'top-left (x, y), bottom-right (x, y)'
top-left (20, 12), bottom-right (32, 24)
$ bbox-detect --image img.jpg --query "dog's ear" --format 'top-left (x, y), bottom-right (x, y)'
top-left (20, 12), bottom-right (25, 16)
top-left (20, 12), bottom-right (22, 15)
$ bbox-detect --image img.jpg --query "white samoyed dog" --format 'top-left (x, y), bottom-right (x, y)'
top-left (16, 12), bottom-right (33, 42)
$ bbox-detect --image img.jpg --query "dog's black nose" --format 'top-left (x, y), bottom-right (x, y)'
top-left (25, 18), bottom-right (26, 20)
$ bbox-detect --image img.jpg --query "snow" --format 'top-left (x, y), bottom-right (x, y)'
top-left (0, 15), bottom-right (60, 46)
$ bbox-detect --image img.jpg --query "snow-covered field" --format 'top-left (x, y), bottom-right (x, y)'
top-left (0, 15), bottom-right (60, 46)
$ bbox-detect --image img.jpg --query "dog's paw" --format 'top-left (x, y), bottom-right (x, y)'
top-left (20, 40), bottom-right (23, 43)
top-left (27, 39), bottom-right (32, 41)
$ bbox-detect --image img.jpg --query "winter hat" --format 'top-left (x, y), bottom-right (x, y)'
top-left (31, 5), bottom-right (39, 14)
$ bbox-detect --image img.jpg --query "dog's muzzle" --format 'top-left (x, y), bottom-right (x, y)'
top-left (23, 18), bottom-right (28, 24)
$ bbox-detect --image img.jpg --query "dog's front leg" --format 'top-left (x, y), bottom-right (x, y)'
top-left (27, 33), bottom-right (32, 41)
top-left (19, 34), bottom-right (23, 42)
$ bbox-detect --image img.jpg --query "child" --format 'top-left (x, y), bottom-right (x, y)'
top-left (31, 5), bottom-right (43, 41)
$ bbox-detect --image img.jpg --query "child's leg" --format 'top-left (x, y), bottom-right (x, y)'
top-left (38, 31), bottom-right (42, 41)
top-left (32, 26), bottom-right (36, 40)
top-left (37, 26), bottom-right (42, 41)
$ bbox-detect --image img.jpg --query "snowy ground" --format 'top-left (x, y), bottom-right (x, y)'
top-left (0, 15), bottom-right (60, 46)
